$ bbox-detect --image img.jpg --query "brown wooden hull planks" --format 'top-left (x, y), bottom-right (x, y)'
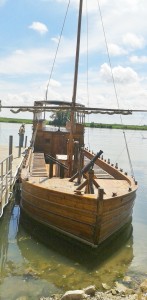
top-left (20, 178), bottom-right (136, 246)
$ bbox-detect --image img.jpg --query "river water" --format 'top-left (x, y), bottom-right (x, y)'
top-left (0, 122), bottom-right (147, 299)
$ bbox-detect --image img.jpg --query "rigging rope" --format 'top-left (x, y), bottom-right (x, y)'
top-left (122, 131), bottom-right (134, 177)
top-left (44, 0), bottom-right (71, 103)
top-left (96, 0), bottom-right (135, 177)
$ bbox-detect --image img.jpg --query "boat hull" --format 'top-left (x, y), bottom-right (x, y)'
top-left (20, 179), bottom-right (136, 247)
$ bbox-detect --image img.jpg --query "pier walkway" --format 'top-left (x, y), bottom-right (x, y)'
top-left (0, 145), bottom-right (24, 218)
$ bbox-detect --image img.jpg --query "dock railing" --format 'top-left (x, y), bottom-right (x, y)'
top-left (0, 154), bottom-right (13, 217)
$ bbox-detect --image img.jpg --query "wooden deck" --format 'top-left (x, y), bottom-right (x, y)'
top-left (27, 176), bottom-right (130, 200)
top-left (24, 152), bottom-right (132, 199)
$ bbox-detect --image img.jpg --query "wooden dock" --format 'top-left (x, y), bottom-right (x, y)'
top-left (0, 145), bottom-right (24, 218)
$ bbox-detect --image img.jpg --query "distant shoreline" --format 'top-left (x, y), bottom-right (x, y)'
top-left (0, 117), bottom-right (33, 124)
top-left (84, 122), bottom-right (147, 131)
top-left (0, 117), bottom-right (147, 131)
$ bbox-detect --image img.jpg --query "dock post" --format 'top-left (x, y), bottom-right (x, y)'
top-left (25, 136), bottom-right (27, 148)
top-left (5, 157), bottom-right (9, 202)
top-left (9, 136), bottom-right (13, 184)
top-left (18, 145), bottom-right (21, 158)
top-left (9, 135), bottom-right (13, 157)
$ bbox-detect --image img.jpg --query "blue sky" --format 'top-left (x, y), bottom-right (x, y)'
top-left (0, 0), bottom-right (147, 124)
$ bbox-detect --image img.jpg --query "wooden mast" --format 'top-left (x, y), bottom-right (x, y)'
top-left (68, 0), bottom-right (83, 177)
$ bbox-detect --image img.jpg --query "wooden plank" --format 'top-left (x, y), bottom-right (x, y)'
top-left (99, 214), bottom-right (132, 243)
top-left (21, 201), bottom-right (95, 243)
top-left (21, 190), bottom-right (97, 225)
top-left (102, 192), bottom-right (136, 211)
top-left (84, 149), bottom-right (133, 184)
top-left (22, 180), bottom-right (97, 211)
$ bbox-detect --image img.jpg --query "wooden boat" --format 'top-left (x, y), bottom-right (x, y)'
top-left (19, 0), bottom-right (138, 247)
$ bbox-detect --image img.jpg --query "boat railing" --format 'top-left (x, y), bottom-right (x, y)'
top-left (0, 154), bottom-right (13, 217)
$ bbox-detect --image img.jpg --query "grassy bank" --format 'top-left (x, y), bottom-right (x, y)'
top-left (0, 118), bottom-right (147, 130)
top-left (85, 122), bottom-right (147, 130)
top-left (0, 117), bottom-right (33, 124)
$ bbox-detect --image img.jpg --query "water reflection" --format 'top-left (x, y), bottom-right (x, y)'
top-left (0, 198), bottom-right (134, 299)
top-left (0, 203), bottom-right (62, 299)
top-left (18, 208), bottom-right (134, 272)
top-left (0, 204), bottom-right (10, 276)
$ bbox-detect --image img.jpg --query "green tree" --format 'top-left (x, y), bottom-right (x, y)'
top-left (90, 122), bottom-right (95, 128)
top-left (50, 110), bottom-right (70, 126)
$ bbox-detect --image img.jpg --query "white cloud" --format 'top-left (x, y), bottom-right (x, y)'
top-left (100, 63), bottom-right (139, 84)
top-left (108, 43), bottom-right (127, 56)
top-left (123, 33), bottom-right (145, 49)
top-left (5, 93), bottom-right (34, 106)
top-left (130, 56), bottom-right (147, 64)
top-left (29, 22), bottom-right (48, 35)
top-left (49, 79), bottom-right (61, 87)
top-left (121, 0), bottom-right (141, 12)
top-left (51, 36), bottom-right (60, 44)
top-left (0, 48), bottom-right (53, 75)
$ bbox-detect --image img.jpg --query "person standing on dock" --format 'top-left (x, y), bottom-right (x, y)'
top-left (18, 124), bottom-right (25, 147)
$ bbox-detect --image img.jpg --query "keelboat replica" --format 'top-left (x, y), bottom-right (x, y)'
top-left (8, 0), bottom-right (138, 246)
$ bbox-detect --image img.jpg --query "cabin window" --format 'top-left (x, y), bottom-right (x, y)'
top-left (45, 139), bottom-right (50, 143)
